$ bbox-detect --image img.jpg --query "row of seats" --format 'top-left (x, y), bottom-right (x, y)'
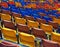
top-left (1, 0), bottom-right (60, 10)
top-left (1, 24), bottom-right (60, 47)
top-left (1, 6), bottom-right (60, 24)
top-left (2, 12), bottom-right (60, 46)
top-left (1, 1), bottom-right (60, 18)
top-left (0, 13), bottom-right (60, 32)
top-left (0, 13), bottom-right (60, 29)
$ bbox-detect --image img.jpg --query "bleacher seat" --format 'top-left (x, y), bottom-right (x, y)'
top-left (32, 28), bottom-right (46, 39)
top-left (27, 20), bottom-right (39, 28)
top-left (17, 24), bottom-right (30, 34)
top-left (3, 20), bottom-right (16, 30)
top-left (14, 17), bottom-right (26, 25)
top-left (2, 28), bottom-right (17, 43)
top-left (19, 32), bottom-right (36, 47)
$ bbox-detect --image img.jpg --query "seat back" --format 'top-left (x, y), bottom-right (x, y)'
top-left (48, 21), bottom-right (59, 29)
top-left (31, 3), bottom-right (37, 9)
top-left (53, 18), bottom-right (60, 25)
top-left (32, 28), bottom-right (46, 39)
top-left (3, 20), bottom-right (15, 30)
top-left (42, 39), bottom-right (59, 47)
top-left (27, 20), bottom-right (39, 29)
top-left (2, 41), bottom-right (19, 47)
top-left (1, 2), bottom-right (8, 8)
top-left (1, 14), bottom-right (11, 21)
top-left (17, 24), bottom-right (30, 33)
top-left (48, 15), bottom-right (56, 20)
top-left (15, 2), bottom-right (22, 7)
top-left (39, 13), bottom-right (46, 16)
top-left (24, 16), bottom-right (34, 21)
top-left (12, 12), bottom-right (21, 18)
top-left (40, 23), bottom-right (53, 34)
top-left (8, 1), bottom-right (15, 5)
top-left (2, 28), bottom-right (17, 42)
top-left (36, 18), bottom-right (46, 24)
top-left (2, 10), bottom-right (11, 15)
top-left (0, 41), bottom-right (19, 47)
top-left (51, 32), bottom-right (60, 43)
top-left (15, 17), bottom-right (26, 25)
top-left (19, 32), bottom-right (35, 47)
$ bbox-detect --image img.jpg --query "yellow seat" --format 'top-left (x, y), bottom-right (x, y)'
top-left (57, 8), bottom-right (60, 11)
top-left (14, 17), bottom-right (26, 25)
top-left (40, 23), bottom-right (53, 34)
top-left (2, 28), bottom-right (17, 43)
top-left (15, 2), bottom-right (22, 7)
top-left (51, 32), bottom-right (60, 44)
top-left (27, 20), bottom-right (39, 29)
top-left (53, 18), bottom-right (60, 25)
top-left (19, 32), bottom-right (35, 47)
top-left (1, 14), bottom-right (11, 21)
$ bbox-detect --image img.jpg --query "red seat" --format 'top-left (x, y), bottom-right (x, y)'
top-left (32, 28), bottom-right (46, 39)
top-left (36, 18), bottom-right (46, 24)
top-left (0, 41), bottom-right (19, 47)
top-left (48, 21), bottom-right (59, 29)
top-left (42, 39), bottom-right (59, 47)
top-left (3, 20), bottom-right (16, 30)
top-left (17, 24), bottom-right (30, 33)
top-left (1, 2), bottom-right (8, 8)
top-left (8, 1), bottom-right (15, 5)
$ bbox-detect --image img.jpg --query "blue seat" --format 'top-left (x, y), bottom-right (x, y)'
top-left (2, 7), bottom-right (10, 11)
top-left (32, 13), bottom-right (41, 19)
top-left (21, 2), bottom-right (26, 6)
top-left (20, 8), bottom-right (32, 16)
top-left (49, 10), bottom-right (58, 14)
top-left (9, 5), bottom-right (18, 9)
top-left (37, 9), bottom-right (46, 13)
top-left (26, 8), bottom-right (33, 14)
top-left (12, 9), bottom-right (19, 13)
top-left (52, 13), bottom-right (59, 18)
top-left (33, 10), bottom-right (38, 14)
top-left (42, 16), bottom-right (52, 22)
top-left (2, 0), bottom-right (8, 2)
top-left (19, 0), bottom-right (24, 2)
top-left (14, 0), bottom-right (18, 2)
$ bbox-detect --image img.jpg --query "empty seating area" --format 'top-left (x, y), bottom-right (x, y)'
top-left (0, 0), bottom-right (60, 47)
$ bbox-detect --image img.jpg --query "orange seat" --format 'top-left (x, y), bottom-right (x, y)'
top-left (40, 23), bottom-right (53, 34)
top-left (19, 32), bottom-right (36, 47)
top-left (31, 3), bottom-right (37, 9)
top-left (27, 20), bottom-right (39, 29)
top-left (53, 18), bottom-right (60, 25)
top-left (15, 2), bottom-right (22, 7)
top-left (14, 17), bottom-right (26, 25)
top-left (2, 28), bottom-right (17, 43)
top-left (1, 14), bottom-right (11, 21)
top-left (51, 32), bottom-right (60, 44)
